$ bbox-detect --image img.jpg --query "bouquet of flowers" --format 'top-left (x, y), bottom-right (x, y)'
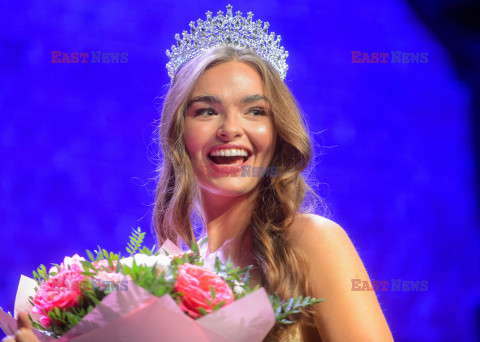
top-left (0, 228), bottom-right (323, 341)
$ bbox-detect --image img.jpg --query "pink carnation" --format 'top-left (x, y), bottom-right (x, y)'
top-left (174, 263), bottom-right (234, 318)
top-left (32, 269), bottom-right (85, 327)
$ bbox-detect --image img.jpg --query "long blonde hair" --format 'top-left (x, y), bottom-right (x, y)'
top-left (154, 45), bottom-right (323, 340)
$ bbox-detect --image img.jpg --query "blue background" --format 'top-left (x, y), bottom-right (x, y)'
top-left (1, 1), bottom-right (479, 341)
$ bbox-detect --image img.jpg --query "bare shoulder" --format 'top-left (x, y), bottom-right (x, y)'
top-left (288, 213), bottom-right (394, 341)
top-left (288, 213), bottom-right (365, 285)
top-left (288, 213), bottom-right (369, 293)
top-left (292, 213), bottom-right (344, 232)
top-left (288, 213), bottom-right (351, 252)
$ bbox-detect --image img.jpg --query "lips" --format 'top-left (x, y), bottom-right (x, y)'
top-left (206, 154), bottom-right (251, 175)
top-left (205, 146), bottom-right (253, 174)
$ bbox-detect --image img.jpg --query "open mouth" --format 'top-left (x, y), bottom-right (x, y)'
top-left (208, 148), bottom-right (251, 166)
top-left (209, 155), bottom-right (248, 165)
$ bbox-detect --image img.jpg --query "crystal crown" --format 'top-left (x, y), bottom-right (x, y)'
top-left (166, 4), bottom-right (289, 82)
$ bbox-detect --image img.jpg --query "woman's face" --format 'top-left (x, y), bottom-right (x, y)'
top-left (184, 61), bottom-right (277, 197)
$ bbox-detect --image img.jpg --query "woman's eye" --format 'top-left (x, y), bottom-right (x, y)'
top-left (195, 108), bottom-right (217, 116)
top-left (248, 108), bottom-right (267, 116)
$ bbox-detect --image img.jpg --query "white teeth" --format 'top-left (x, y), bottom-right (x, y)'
top-left (209, 149), bottom-right (249, 157)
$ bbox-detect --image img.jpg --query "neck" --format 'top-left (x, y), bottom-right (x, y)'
top-left (198, 188), bottom-right (262, 286)
top-left (199, 188), bottom-right (257, 253)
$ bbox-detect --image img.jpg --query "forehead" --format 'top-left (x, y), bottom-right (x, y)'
top-left (189, 61), bottom-right (265, 99)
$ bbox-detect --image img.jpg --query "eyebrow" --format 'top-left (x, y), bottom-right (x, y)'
top-left (186, 94), bottom-right (270, 109)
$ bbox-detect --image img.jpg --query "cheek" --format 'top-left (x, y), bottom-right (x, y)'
top-left (250, 121), bottom-right (277, 153)
top-left (184, 132), bottom-right (199, 158)
top-left (184, 120), bottom-right (203, 158)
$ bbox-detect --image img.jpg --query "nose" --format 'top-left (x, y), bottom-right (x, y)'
top-left (217, 111), bottom-right (243, 140)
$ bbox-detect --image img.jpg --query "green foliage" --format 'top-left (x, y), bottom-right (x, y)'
top-left (126, 227), bottom-right (145, 256)
top-left (197, 307), bottom-right (208, 316)
top-left (270, 294), bottom-right (324, 324)
top-left (28, 227), bottom-right (324, 338)
top-left (210, 285), bottom-right (216, 301)
top-left (139, 246), bottom-right (153, 256)
top-left (120, 262), bottom-right (175, 298)
top-left (213, 256), bottom-right (254, 300)
top-left (32, 264), bottom-right (49, 284)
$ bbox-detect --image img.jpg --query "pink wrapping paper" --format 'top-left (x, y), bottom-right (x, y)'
top-left (0, 240), bottom-right (275, 341)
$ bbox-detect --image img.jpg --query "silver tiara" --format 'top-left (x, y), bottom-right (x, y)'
top-left (166, 4), bottom-right (289, 82)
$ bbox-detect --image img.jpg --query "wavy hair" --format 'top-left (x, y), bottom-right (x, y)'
top-left (154, 45), bottom-right (324, 340)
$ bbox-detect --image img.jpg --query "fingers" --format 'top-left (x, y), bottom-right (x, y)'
top-left (17, 313), bottom-right (32, 330)
top-left (2, 329), bottom-right (40, 342)
top-left (2, 312), bottom-right (39, 342)
top-left (15, 328), bottom-right (39, 342)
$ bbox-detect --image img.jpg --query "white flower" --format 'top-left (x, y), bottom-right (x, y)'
top-left (233, 280), bottom-right (246, 295)
top-left (120, 254), bottom-right (171, 273)
top-left (49, 254), bottom-right (86, 274)
top-left (234, 285), bottom-right (246, 295)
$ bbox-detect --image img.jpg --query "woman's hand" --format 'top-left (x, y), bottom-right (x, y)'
top-left (2, 312), bottom-right (39, 342)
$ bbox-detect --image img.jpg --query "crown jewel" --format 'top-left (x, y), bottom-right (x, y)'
top-left (166, 4), bottom-right (289, 82)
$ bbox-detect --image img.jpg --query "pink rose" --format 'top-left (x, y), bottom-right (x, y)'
top-left (32, 269), bottom-right (85, 327)
top-left (174, 263), bottom-right (234, 318)
top-left (39, 315), bottom-right (51, 328)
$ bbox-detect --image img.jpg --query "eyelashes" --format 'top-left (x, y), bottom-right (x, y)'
top-left (248, 108), bottom-right (267, 116)
top-left (194, 107), bottom-right (268, 117)
top-left (194, 108), bottom-right (216, 116)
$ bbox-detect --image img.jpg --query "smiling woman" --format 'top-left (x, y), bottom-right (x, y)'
top-left (151, 41), bottom-right (394, 341)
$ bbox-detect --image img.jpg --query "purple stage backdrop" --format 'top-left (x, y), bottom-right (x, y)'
top-left (1, 1), bottom-right (479, 341)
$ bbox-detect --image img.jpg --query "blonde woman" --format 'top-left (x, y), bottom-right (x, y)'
top-left (153, 22), bottom-right (394, 340)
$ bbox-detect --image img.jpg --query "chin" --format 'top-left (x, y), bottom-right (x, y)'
top-left (200, 178), bottom-right (259, 197)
